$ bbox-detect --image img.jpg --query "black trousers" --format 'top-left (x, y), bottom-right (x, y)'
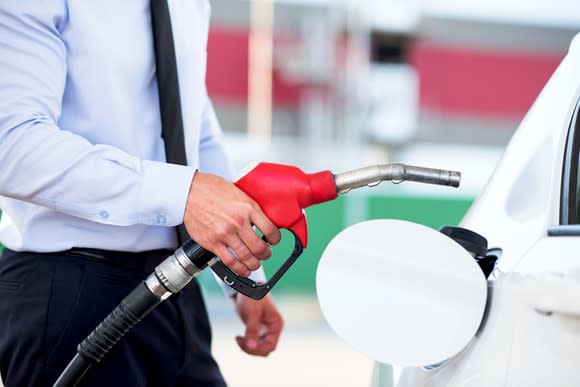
top-left (0, 248), bottom-right (227, 387)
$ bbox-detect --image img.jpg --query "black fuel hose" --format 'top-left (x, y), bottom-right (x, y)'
top-left (53, 282), bottom-right (162, 386)
top-left (53, 240), bottom-right (216, 387)
top-left (52, 354), bottom-right (91, 387)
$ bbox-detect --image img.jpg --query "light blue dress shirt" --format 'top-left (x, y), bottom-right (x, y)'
top-left (0, 1), bottom-right (233, 253)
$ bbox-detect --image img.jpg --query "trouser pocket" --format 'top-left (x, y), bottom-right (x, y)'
top-left (44, 259), bottom-right (143, 370)
top-left (0, 250), bottom-right (55, 386)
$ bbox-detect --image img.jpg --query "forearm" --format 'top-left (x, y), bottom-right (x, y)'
top-left (0, 118), bottom-right (195, 226)
top-left (0, 1), bottom-right (196, 227)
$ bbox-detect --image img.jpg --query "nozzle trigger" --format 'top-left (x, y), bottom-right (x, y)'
top-left (210, 230), bottom-right (304, 300)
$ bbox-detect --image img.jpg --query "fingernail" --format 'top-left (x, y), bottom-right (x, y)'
top-left (247, 339), bottom-right (258, 349)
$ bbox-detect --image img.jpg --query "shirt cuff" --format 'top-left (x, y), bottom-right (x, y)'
top-left (139, 160), bottom-right (196, 226)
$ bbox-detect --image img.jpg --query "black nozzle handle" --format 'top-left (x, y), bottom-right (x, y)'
top-left (210, 232), bottom-right (304, 300)
top-left (180, 238), bottom-right (217, 271)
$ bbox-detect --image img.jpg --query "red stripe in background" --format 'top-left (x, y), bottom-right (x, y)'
top-left (206, 27), bottom-right (301, 107)
top-left (207, 27), bottom-right (565, 117)
top-left (206, 27), bottom-right (249, 104)
top-left (408, 41), bottom-right (564, 118)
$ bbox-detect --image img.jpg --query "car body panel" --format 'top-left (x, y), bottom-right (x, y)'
top-left (461, 33), bottom-right (580, 272)
top-left (396, 33), bottom-right (580, 387)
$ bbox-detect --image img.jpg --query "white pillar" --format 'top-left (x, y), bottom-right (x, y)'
top-left (247, 0), bottom-right (274, 143)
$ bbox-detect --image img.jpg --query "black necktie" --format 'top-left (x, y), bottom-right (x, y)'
top-left (151, 0), bottom-right (189, 243)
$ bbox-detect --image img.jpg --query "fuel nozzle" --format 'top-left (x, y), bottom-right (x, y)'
top-left (333, 163), bottom-right (461, 195)
top-left (55, 161), bottom-right (463, 387)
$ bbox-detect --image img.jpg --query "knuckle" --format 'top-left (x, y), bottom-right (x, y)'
top-left (224, 212), bottom-right (245, 229)
top-left (231, 214), bottom-right (245, 228)
top-left (218, 249), bottom-right (247, 275)
top-left (215, 224), bottom-right (232, 239)
top-left (238, 199), bottom-right (250, 211)
top-left (237, 249), bottom-right (252, 261)
top-left (242, 200), bottom-right (259, 215)
top-left (205, 232), bottom-right (219, 244)
top-left (214, 228), bottom-right (226, 240)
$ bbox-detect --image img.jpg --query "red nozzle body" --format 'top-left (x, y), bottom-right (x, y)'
top-left (234, 162), bottom-right (337, 247)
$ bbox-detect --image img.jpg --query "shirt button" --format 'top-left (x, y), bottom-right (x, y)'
top-left (100, 211), bottom-right (109, 219)
top-left (157, 214), bottom-right (167, 224)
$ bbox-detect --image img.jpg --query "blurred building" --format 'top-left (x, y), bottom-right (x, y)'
top-left (199, 0), bottom-right (579, 296)
top-left (206, 0), bottom-right (577, 148)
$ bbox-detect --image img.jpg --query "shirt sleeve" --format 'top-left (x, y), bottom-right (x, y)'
top-left (0, 1), bottom-right (195, 227)
top-left (197, 94), bottom-right (235, 180)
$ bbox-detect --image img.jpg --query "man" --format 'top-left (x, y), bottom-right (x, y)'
top-left (0, 1), bottom-right (284, 385)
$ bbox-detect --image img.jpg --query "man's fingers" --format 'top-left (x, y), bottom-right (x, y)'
top-left (238, 226), bottom-right (272, 260)
top-left (236, 336), bottom-right (260, 356)
top-left (182, 172), bottom-right (281, 275)
top-left (214, 244), bottom-right (251, 277)
top-left (224, 231), bottom-right (262, 271)
top-left (242, 314), bottom-right (261, 351)
top-left (227, 244), bottom-right (261, 272)
top-left (261, 318), bottom-right (283, 353)
top-left (235, 333), bottom-right (278, 356)
top-left (257, 332), bottom-right (279, 353)
top-left (233, 295), bottom-right (283, 357)
top-left (250, 211), bottom-right (281, 245)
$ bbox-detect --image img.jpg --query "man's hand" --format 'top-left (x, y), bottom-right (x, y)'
top-left (234, 294), bottom-right (284, 356)
top-left (183, 172), bottom-right (281, 276)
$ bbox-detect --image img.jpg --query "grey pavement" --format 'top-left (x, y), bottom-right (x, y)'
top-left (207, 294), bottom-right (375, 387)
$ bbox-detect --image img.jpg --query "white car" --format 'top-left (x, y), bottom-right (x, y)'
top-left (373, 32), bottom-right (580, 387)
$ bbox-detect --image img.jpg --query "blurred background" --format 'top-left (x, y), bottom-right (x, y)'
top-left (198, 0), bottom-right (579, 386)
top-left (0, 0), bottom-right (578, 386)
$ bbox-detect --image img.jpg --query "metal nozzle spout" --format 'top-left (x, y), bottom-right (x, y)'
top-left (334, 163), bottom-right (461, 194)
